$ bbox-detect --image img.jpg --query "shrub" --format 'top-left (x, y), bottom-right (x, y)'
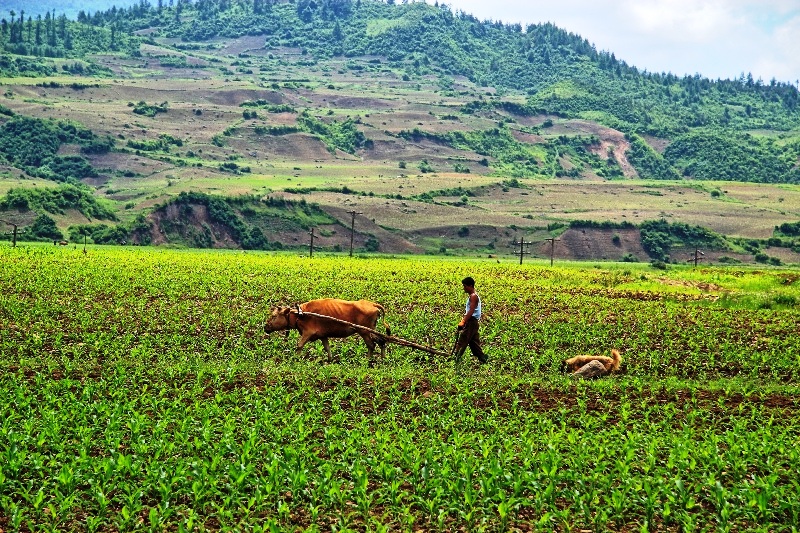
top-left (296, 112), bottom-right (367, 154)
top-left (253, 125), bottom-right (300, 135)
top-left (27, 214), bottom-right (63, 241)
top-left (81, 136), bottom-right (115, 155)
top-left (69, 224), bottom-right (129, 244)
top-left (132, 101), bottom-right (168, 117)
top-left (640, 219), bottom-right (727, 261)
top-left (364, 236), bottom-right (380, 252)
top-left (418, 160), bottom-right (434, 173)
top-left (0, 185), bottom-right (116, 220)
top-left (775, 221), bottom-right (800, 237)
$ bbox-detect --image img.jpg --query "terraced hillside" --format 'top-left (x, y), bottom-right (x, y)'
top-left (0, 0), bottom-right (798, 261)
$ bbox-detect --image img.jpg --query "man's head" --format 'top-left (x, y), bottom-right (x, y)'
top-left (462, 276), bottom-right (475, 293)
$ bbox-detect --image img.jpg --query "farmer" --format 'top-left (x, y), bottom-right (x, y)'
top-left (455, 276), bottom-right (488, 365)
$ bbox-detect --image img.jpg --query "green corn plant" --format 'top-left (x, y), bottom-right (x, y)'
top-left (2, 248), bottom-right (800, 530)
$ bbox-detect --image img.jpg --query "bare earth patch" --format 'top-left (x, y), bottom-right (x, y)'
top-left (540, 228), bottom-right (647, 262)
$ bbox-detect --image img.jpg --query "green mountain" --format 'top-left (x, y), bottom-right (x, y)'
top-left (2, 0), bottom-right (799, 182)
top-left (0, 0), bottom-right (799, 260)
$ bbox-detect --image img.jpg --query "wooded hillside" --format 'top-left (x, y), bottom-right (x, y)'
top-left (0, 0), bottom-right (798, 261)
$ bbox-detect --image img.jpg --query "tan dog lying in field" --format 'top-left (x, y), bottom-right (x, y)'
top-left (561, 349), bottom-right (622, 374)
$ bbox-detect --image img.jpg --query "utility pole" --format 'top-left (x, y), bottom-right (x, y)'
top-left (1, 219), bottom-right (18, 248)
top-left (513, 236), bottom-right (532, 265)
top-left (347, 210), bottom-right (362, 257)
top-left (308, 227), bottom-right (315, 258)
top-left (690, 248), bottom-right (704, 268)
top-left (544, 237), bottom-right (560, 267)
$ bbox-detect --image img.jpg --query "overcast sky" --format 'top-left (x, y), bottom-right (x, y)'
top-left (429, 0), bottom-right (800, 84)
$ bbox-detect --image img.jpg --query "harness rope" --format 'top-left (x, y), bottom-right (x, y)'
top-left (288, 309), bottom-right (450, 358)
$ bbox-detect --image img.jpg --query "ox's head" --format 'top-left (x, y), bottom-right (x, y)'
top-left (264, 306), bottom-right (292, 335)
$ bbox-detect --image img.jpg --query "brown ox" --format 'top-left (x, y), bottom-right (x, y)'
top-left (265, 298), bottom-right (391, 361)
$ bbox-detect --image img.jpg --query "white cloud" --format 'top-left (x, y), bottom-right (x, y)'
top-left (625, 0), bottom-right (740, 41)
top-left (767, 14), bottom-right (800, 82)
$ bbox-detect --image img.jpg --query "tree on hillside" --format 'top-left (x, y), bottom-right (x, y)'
top-left (8, 11), bottom-right (16, 43)
top-left (28, 214), bottom-right (63, 241)
top-left (297, 0), bottom-right (315, 22)
top-left (34, 15), bottom-right (41, 46)
top-left (322, 0), bottom-right (353, 19)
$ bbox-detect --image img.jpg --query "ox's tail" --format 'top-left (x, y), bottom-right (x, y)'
top-left (374, 303), bottom-right (392, 337)
top-left (610, 349), bottom-right (622, 372)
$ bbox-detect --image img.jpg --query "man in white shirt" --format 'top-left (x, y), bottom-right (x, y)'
top-left (455, 276), bottom-right (487, 365)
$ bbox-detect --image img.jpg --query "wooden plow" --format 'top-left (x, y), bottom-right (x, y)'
top-left (296, 310), bottom-right (453, 358)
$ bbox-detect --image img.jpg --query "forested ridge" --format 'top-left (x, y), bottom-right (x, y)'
top-left (5, 0), bottom-right (795, 134)
top-left (1, 0), bottom-right (798, 184)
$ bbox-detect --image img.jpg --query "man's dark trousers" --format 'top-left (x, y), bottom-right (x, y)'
top-left (455, 317), bottom-right (487, 364)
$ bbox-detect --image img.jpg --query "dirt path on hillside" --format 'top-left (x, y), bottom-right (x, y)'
top-left (321, 205), bottom-right (423, 254)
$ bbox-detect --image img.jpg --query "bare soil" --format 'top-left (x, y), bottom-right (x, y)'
top-left (85, 152), bottom-right (173, 177)
top-left (641, 134), bottom-right (671, 154)
top-left (540, 228), bottom-right (647, 261)
top-left (240, 133), bottom-right (334, 161)
top-left (317, 94), bottom-right (397, 111)
top-left (321, 205), bottom-right (423, 254)
top-left (205, 89), bottom-right (284, 107)
top-left (193, 373), bottom-right (800, 419)
top-left (363, 138), bottom-right (481, 165)
top-left (136, 198), bottom-right (423, 253)
top-left (215, 35), bottom-right (268, 56)
top-left (143, 203), bottom-right (239, 247)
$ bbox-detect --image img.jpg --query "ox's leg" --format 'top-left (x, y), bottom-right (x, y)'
top-left (372, 332), bottom-right (387, 357)
top-left (367, 317), bottom-right (386, 359)
top-left (378, 336), bottom-right (386, 357)
top-left (359, 333), bottom-right (377, 367)
top-left (320, 338), bottom-right (333, 362)
top-left (296, 334), bottom-right (314, 356)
